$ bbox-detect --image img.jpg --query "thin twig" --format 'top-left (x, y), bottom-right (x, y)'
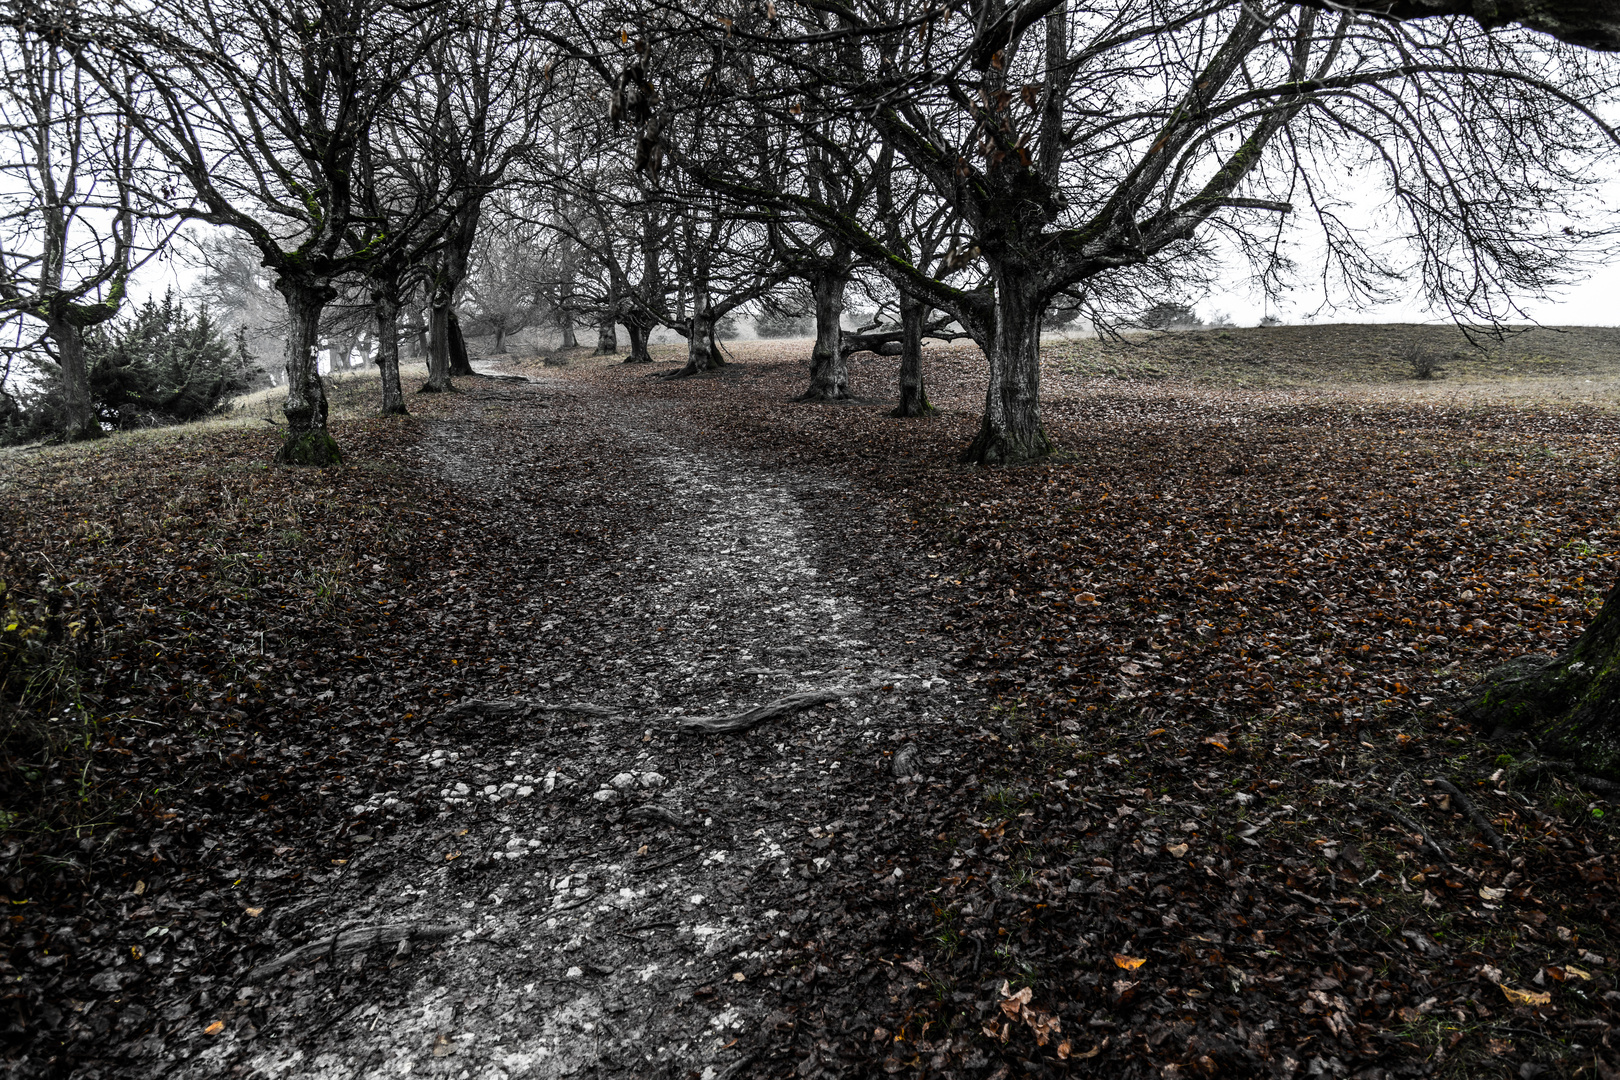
top-left (1370, 799), bottom-right (1453, 863)
top-left (1431, 778), bottom-right (1507, 854)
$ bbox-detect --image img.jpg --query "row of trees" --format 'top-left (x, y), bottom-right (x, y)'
top-left (4, 0), bottom-right (1616, 462)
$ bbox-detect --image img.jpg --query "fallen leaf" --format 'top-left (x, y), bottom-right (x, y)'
top-left (133, 880), bottom-right (146, 896)
top-left (1073, 1039), bottom-right (1104, 1059)
top-left (1479, 885), bottom-right (1507, 901)
top-left (204, 1020), bottom-right (224, 1035)
top-left (1165, 843), bottom-right (1189, 857)
top-left (1113, 954), bottom-right (1146, 970)
top-left (1488, 1037), bottom-right (1513, 1055)
top-left (998, 982), bottom-right (1033, 1017)
top-left (244, 907), bottom-right (263, 917)
top-left (1500, 985), bottom-right (1552, 1006)
top-left (432, 1033), bottom-right (453, 1057)
top-left (1565, 964), bottom-right (1592, 980)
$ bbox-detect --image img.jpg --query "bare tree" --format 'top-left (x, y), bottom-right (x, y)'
top-left (612, 0), bottom-right (1616, 464)
top-left (406, 1), bottom-right (552, 393)
top-left (74, 0), bottom-right (444, 463)
top-left (0, 6), bottom-right (169, 439)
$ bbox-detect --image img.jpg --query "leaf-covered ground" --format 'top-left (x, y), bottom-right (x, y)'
top-left (4, 329), bottom-right (1620, 1080)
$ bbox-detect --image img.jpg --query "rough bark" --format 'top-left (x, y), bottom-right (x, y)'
top-left (273, 280), bottom-right (342, 466)
top-left (796, 270), bottom-right (853, 402)
top-left (676, 686), bottom-right (875, 735)
top-left (891, 292), bottom-right (934, 418)
top-left (1296, 0), bottom-right (1620, 51)
top-left (492, 324), bottom-right (507, 354)
top-left (595, 316), bottom-right (618, 355)
top-left (624, 320), bottom-right (654, 364)
top-left (961, 264), bottom-right (1051, 465)
top-left (671, 286), bottom-right (721, 377)
top-left (448, 310), bottom-right (474, 377)
top-left (44, 318), bottom-right (99, 441)
top-left (372, 290), bottom-right (407, 417)
top-left (1465, 578), bottom-right (1620, 776)
top-left (420, 286), bottom-right (455, 394)
top-left (560, 321), bottom-right (578, 350)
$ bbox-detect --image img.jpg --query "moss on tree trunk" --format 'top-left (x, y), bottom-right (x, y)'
top-left (273, 278), bottom-right (341, 464)
top-left (1466, 578), bottom-right (1620, 776)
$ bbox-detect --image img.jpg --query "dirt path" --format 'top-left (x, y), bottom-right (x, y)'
top-left (181, 370), bottom-right (983, 1079)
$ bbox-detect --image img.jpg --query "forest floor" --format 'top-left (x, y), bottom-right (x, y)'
top-left (5, 326), bottom-right (1620, 1080)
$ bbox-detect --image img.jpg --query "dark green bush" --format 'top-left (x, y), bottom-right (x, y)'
top-left (88, 291), bottom-right (258, 428)
top-left (0, 291), bottom-right (258, 445)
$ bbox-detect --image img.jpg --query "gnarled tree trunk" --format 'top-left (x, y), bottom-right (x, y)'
top-left (961, 264), bottom-right (1050, 465)
top-left (448, 310), bottom-right (473, 376)
top-left (672, 284), bottom-right (721, 377)
top-left (274, 279), bottom-right (342, 465)
top-left (797, 269), bottom-right (852, 402)
top-left (43, 318), bottom-right (98, 441)
top-left (891, 291), bottom-right (934, 418)
top-left (624, 319), bottom-right (653, 364)
top-left (1466, 579), bottom-right (1620, 774)
top-left (596, 316), bottom-right (618, 355)
top-left (372, 288), bottom-right (407, 416)
top-left (420, 284), bottom-right (455, 394)
top-left (491, 324), bottom-right (507, 354)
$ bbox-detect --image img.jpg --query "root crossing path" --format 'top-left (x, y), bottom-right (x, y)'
top-left (190, 368), bottom-right (989, 1079)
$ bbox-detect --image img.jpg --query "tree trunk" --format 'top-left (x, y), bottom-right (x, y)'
top-left (673, 287), bottom-right (720, 377)
top-left (560, 321), bottom-right (578, 350)
top-left (44, 318), bottom-right (98, 441)
top-left (891, 291), bottom-right (934, 418)
top-left (448, 310), bottom-right (473, 376)
top-left (1466, 580), bottom-right (1620, 774)
top-left (274, 279), bottom-right (342, 465)
top-left (373, 290), bottom-right (408, 417)
top-left (492, 324), bottom-right (507, 355)
top-left (624, 320), bottom-right (653, 364)
top-left (961, 265), bottom-right (1051, 465)
top-left (595, 316), bottom-right (618, 355)
top-left (797, 270), bottom-right (853, 402)
top-left (420, 286), bottom-right (455, 393)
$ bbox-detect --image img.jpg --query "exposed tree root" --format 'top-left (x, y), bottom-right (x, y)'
top-left (676, 685), bottom-right (874, 734)
top-left (249, 922), bottom-right (460, 980)
top-left (627, 804), bottom-right (694, 830)
top-left (468, 371), bottom-right (532, 383)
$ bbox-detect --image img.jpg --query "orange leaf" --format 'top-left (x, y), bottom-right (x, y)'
top-left (1500, 985), bottom-right (1551, 1006)
top-left (1113, 955), bottom-right (1146, 970)
top-left (204, 1020), bottom-right (225, 1035)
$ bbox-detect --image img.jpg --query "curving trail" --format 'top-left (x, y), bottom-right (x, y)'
top-left (184, 363), bottom-right (980, 1079)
